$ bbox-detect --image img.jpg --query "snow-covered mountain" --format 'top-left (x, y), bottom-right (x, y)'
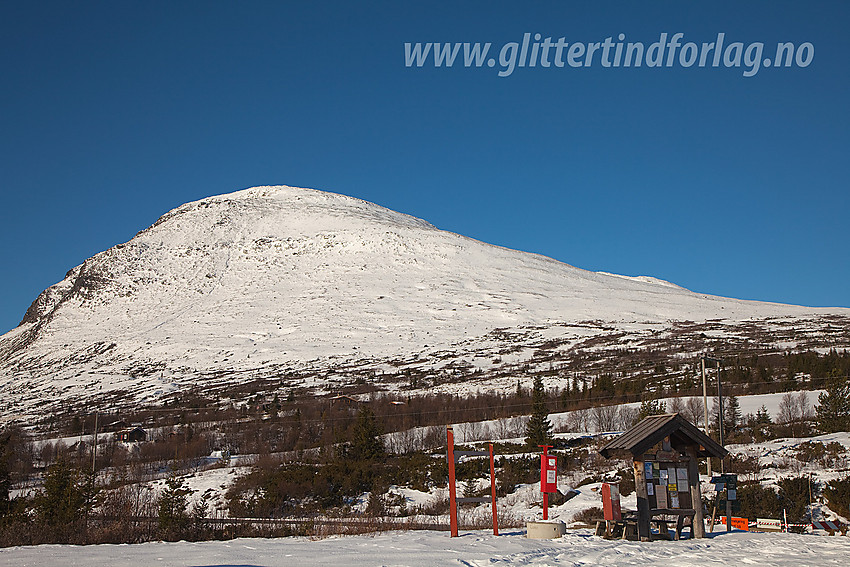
top-left (1, 185), bottom-right (848, 419)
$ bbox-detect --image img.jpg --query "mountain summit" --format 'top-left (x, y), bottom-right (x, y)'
top-left (1, 185), bottom-right (847, 417)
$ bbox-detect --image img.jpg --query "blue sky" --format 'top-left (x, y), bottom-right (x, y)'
top-left (1, 1), bottom-right (848, 335)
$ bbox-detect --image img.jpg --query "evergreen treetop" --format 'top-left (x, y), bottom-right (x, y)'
top-left (525, 376), bottom-right (553, 446)
top-left (636, 397), bottom-right (666, 423)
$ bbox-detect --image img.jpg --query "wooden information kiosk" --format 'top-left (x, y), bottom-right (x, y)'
top-left (599, 413), bottom-right (728, 541)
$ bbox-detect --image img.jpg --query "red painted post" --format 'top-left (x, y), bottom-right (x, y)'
top-left (489, 443), bottom-right (499, 535)
top-left (447, 426), bottom-right (458, 537)
top-left (539, 445), bottom-right (554, 521)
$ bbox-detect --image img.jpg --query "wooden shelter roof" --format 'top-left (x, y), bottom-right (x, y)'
top-left (598, 413), bottom-right (728, 460)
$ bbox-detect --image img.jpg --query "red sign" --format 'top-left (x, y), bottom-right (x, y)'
top-left (540, 454), bottom-right (557, 493)
top-left (602, 483), bottom-right (621, 521)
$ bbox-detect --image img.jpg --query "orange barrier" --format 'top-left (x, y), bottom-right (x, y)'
top-left (718, 516), bottom-right (750, 531)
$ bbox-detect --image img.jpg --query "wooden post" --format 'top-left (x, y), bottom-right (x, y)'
top-left (633, 459), bottom-right (651, 541)
top-left (447, 426), bottom-right (458, 537)
top-left (687, 449), bottom-right (705, 538)
top-left (91, 411), bottom-right (98, 474)
top-left (489, 443), bottom-right (498, 536)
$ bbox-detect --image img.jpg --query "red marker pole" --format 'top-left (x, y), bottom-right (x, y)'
top-left (447, 427), bottom-right (458, 537)
top-left (489, 443), bottom-right (498, 535)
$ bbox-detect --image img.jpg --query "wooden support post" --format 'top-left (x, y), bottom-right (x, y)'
top-left (688, 450), bottom-right (705, 538)
top-left (633, 459), bottom-right (651, 541)
top-left (447, 426), bottom-right (458, 537)
top-left (489, 443), bottom-right (498, 536)
top-left (448, 436), bottom-right (499, 538)
top-left (709, 503), bottom-right (717, 532)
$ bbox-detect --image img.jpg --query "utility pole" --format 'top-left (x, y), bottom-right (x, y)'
top-left (701, 358), bottom-right (710, 476)
top-left (715, 358), bottom-right (724, 473)
top-left (91, 411), bottom-right (99, 474)
top-left (702, 357), bottom-right (725, 472)
top-left (809, 473), bottom-right (813, 511)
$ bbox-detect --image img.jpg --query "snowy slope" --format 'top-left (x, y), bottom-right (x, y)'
top-left (0, 185), bottom-right (847, 418)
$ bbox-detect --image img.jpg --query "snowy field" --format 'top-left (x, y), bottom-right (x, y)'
top-left (2, 529), bottom-right (849, 566)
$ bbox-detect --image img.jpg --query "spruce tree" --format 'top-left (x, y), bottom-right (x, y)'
top-left (816, 375), bottom-right (850, 433)
top-left (755, 405), bottom-right (772, 425)
top-left (37, 460), bottom-right (91, 527)
top-left (350, 407), bottom-right (385, 461)
top-left (752, 405), bottom-right (773, 441)
top-left (525, 376), bottom-right (553, 446)
top-left (725, 394), bottom-right (742, 434)
top-left (0, 431), bottom-right (11, 517)
top-left (636, 397), bottom-right (666, 422)
top-left (158, 473), bottom-right (190, 539)
top-left (711, 397), bottom-right (724, 436)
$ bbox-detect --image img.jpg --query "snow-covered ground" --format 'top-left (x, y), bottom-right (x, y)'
top-left (2, 529), bottom-right (849, 566)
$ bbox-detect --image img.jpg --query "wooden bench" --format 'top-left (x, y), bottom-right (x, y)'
top-left (650, 509), bottom-right (696, 540)
top-left (595, 518), bottom-right (638, 540)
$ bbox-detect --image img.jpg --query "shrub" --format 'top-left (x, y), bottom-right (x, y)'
top-left (737, 483), bottom-right (782, 520)
top-left (777, 476), bottom-right (816, 523)
top-left (226, 452), bottom-right (449, 518)
top-left (497, 455), bottom-right (536, 496)
top-left (793, 442), bottom-right (830, 467)
top-left (727, 453), bottom-right (761, 481)
top-left (823, 475), bottom-right (850, 519)
top-left (417, 493), bottom-right (449, 516)
top-left (572, 506), bottom-right (603, 524)
top-left (614, 467), bottom-right (635, 497)
top-left (574, 475), bottom-right (603, 489)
